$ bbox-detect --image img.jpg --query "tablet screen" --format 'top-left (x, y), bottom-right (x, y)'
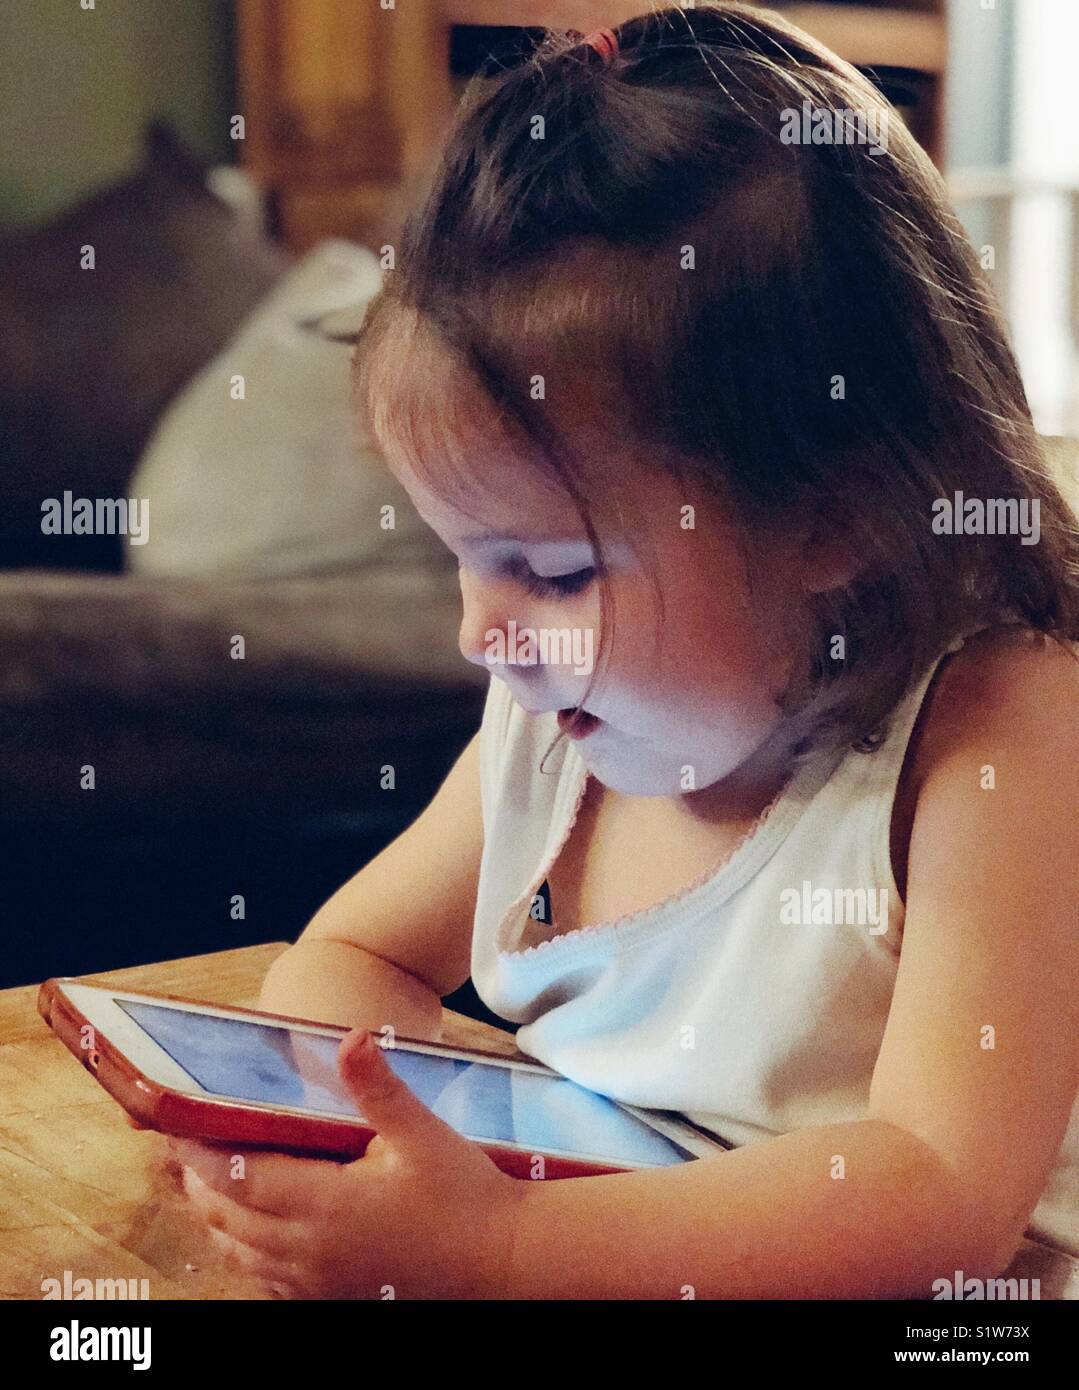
top-left (118, 1000), bottom-right (697, 1166)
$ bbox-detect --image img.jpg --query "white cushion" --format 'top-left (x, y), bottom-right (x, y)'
top-left (127, 239), bottom-right (445, 579)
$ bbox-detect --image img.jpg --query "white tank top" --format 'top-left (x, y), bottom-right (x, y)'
top-left (471, 633), bottom-right (1079, 1264)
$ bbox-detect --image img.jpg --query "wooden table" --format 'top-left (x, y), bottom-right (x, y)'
top-left (0, 943), bottom-right (524, 1300)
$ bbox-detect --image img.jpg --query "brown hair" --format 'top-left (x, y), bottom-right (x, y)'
top-left (354, 2), bottom-right (1078, 759)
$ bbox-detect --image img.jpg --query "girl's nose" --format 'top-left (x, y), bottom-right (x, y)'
top-left (459, 612), bottom-right (495, 669)
top-left (458, 571), bottom-right (510, 669)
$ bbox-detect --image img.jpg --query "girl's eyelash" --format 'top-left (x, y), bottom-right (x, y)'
top-left (517, 564), bottom-right (596, 600)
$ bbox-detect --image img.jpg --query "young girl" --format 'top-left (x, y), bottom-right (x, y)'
top-left (174, 4), bottom-right (1079, 1299)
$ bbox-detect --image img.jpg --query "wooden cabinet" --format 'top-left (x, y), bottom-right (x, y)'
top-left (236, 1), bottom-right (947, 252)
top-left (235, 0), bottom-right (456, 250)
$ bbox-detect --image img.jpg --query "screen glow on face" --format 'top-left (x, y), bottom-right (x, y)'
top-left (118, 1000), bottom-right (695, 1166)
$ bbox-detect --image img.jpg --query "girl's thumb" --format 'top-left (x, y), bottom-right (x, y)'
top-left (338, 1029), bottom-right (449, 1155)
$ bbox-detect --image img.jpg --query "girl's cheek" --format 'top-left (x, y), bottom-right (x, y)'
top-left (595, 591), bottom-right (666, 700)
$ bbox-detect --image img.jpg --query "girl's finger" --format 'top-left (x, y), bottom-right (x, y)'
top-left (208, 1228), bottom-right (308, 1296)
top-left (171, 1139), bottom-right (342, 1216)
top-left (182, 1166), bottom-right (303, 1259)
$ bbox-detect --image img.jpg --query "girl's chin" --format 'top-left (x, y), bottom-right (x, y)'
top-left (582, 741), bottom-right (745, 799)
top-left (580, 750), bottom-right (689, 798)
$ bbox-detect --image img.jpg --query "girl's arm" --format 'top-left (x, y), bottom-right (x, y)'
top-left (501, 1117), bottom-right (988, 1299)
top-left (495, 632), bottom-right (1079, 1298)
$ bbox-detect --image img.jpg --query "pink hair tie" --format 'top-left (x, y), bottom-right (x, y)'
top-left (583, 27), bottom-right (619, 64)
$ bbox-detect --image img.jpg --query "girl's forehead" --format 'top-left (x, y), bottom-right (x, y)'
top-left (361, 314), bottom-right (644, 542)
top-left (358, 304), bottom-right (711, 547)
top-left (384, 422), bottom-right (591, 544)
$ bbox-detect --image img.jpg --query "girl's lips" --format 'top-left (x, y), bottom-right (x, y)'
top-left (557, 707), bottom-right (601, 739)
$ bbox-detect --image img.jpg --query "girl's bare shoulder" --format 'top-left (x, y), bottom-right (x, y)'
top-left (911, 625), bottom-right (1078, 792)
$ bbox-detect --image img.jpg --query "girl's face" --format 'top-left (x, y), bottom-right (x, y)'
top-left (368, 359), bottom-right (816, 801)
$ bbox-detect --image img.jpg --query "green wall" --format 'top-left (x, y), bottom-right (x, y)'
top-left (0, 0), bottom-right (235, 229)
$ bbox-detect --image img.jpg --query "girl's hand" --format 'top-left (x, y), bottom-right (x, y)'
top-left (168, 1029), bottom-right (524, 1299)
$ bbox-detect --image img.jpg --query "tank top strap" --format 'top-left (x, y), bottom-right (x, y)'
top-left (857, 624), bottom-right (989, 775)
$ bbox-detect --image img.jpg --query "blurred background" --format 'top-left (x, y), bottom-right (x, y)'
top-left (0, 1), bottom-right (1076, 1003)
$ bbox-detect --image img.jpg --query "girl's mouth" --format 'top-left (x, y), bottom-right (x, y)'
top-left (557, 706), bottom-right (602, 739)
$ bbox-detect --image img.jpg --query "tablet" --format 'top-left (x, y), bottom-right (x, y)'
top-left (39, 979), bottom-right (733, 1179)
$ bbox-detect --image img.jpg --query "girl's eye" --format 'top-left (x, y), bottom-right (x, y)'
top-left (517, 564), bottom-right (596, 601)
